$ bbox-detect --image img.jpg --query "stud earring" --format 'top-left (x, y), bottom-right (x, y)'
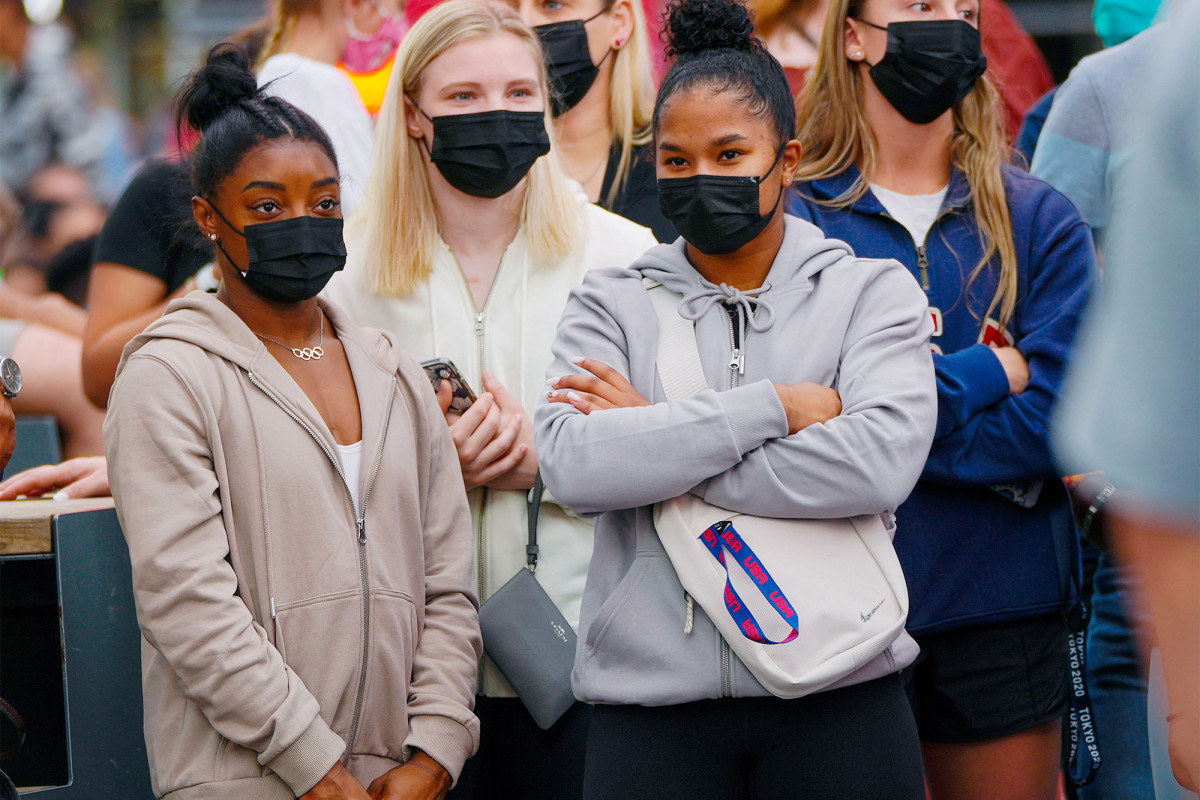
top-left (209, 233), bottom-right (218, 241)
top-left (851, 51), bottom-right (863, 59)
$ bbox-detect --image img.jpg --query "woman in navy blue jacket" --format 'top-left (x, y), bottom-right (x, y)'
top-left (786, 0), bottom-right (1096, 797)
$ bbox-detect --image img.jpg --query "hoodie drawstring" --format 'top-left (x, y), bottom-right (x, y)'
top-left (678, 282), bottom-right (776, 376)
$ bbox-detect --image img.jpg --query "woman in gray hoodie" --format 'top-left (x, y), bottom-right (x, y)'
top-left (534, 0), bottom-right (937, 797)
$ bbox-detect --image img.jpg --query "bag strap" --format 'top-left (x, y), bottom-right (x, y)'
top-left (1049, 486), bottom-right (1101, 787)
top-left (0, 697), bottom-right (25, 761)
top-left (526, 472), bottom-right (545, 572)
top-left (702, 520), bottom-right (799, 644)
top-left (643, 277), bottom-right (709, 400)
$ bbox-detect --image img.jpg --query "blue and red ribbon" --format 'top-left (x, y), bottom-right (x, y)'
top-left (699, 521), bottom-right (799, 645)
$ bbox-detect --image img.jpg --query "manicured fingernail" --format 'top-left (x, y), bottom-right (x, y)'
top-left (546, 389), bottom-right (555, 399)
top-left (52, 491), bottom-right (69, 501)
top-left (570, 357), bottom-right (584, 365)
top-left (567, 391), bottom-right (582, 402)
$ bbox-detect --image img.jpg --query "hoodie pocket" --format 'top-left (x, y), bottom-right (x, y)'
top-left (583, 555), bottom-right (655, 651)
top-left (350, 589), bottom-right (417, 759)
top-left (274, 590), bottom-right (363, 734)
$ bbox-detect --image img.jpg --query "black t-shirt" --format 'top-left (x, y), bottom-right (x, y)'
top-left (599, 142), bottom-right (677, 244)
top-left (93, 159), bottom-right (212, 293)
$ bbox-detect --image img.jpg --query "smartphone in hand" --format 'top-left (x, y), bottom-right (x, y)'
top-left (420, 358), bottom-right (477, 416)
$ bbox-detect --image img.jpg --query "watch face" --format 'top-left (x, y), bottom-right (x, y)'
top-left (1, 358), bottom-right (21, 397)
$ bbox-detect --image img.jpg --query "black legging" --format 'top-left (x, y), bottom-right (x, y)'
top-left (583, 673), bottom-right (925, 800)
top-left (449, 697), bottom-right (591, 800)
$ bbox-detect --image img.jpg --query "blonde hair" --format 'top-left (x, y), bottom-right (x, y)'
top-left (794, 0), bottom-right (1019, 330)
top-left (350, 0), bottom-right (580, 296)
top-left (602, 0), bottom-right (657, 206)
top-left (258, 0), bottom-right (321, 66)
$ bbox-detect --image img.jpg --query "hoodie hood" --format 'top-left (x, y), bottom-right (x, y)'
top-left (117, 291), bottom-right (405, 381)
top-left (635, 215), bottom-right (857, 300)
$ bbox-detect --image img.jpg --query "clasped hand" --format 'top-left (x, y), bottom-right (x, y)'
top-left (437, 371), bottom-right (537, 490)
top-left (301, 753), bottom-right (451, 800)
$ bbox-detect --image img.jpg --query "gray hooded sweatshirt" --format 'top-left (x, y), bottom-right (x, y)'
top-left (534, 216), bottom-right (937, 706)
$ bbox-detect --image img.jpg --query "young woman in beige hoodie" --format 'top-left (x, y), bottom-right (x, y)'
top-left (104, 44), bottom-right (480, 800)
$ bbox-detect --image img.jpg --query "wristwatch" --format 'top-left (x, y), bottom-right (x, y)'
top-left (0, 357), bottom-right (21, 399)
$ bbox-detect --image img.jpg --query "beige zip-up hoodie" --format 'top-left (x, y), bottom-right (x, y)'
top-left (104, 293), bottom-right (481, 800)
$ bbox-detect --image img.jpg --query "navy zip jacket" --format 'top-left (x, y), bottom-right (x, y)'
top-left (787, 165), bottom-right (1096, 634)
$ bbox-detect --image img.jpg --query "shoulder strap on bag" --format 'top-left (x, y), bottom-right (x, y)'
top-left (642, 277), bottom-right (709, 400)
top-left (526, 472), bottom-right (545, 572)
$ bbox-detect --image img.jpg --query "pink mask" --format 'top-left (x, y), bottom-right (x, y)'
top-left (343, 5), bottom-right (407, 73)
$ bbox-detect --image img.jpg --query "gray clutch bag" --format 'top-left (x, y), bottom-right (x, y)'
top-left (477, 475), bottom-right (578, 729)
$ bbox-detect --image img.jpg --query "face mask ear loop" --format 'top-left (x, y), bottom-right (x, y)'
top-left (854, 17), bottom-right (889, 31)
top-left (755, 143), bottom-right (789, 209)
top-left (408, 98), bottom-right (436, 160)
top-left (208, 201), bottom-right (246, 238)
top-left (594, 46), bottom-right (614, 72)
top-left (206, 201), bottom-right (249, 274)
top-left (851, 17), bottom-right (888, 67)
top-left (579, 8), bottom-right (614, 71)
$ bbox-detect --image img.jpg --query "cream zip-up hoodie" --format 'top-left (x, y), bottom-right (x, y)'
top-left (325, 193), bottom-right (656, 695)
top-left (104, 294), bottom-right (481, 799)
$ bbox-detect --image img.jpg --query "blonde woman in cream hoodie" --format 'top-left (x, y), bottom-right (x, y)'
top-left (105, 45), bottom-right (479, 800)
top-left (322, 3), bottom-right (655, 797)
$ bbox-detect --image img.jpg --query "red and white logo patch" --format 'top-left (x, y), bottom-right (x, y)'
top-left (979, 317), bottom-right (1013, 348)
top-left (929, 306), bottom-right (944, 337)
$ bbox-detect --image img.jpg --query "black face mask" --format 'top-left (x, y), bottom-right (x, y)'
top-left (535, 11), bottom-right (613, 117)
top-left (418, 107), bottom-right (551, 198)
top-left (211, 207), bottom-right (346, 304)
top-left (857, 19), bottom-right (987, 125)
top-left (657, 146), bottom-right (786, 256)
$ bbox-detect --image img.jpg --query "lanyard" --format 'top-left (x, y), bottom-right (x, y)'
top-left (700, 521), bottom-right (798, 645)
top-left (1066, 600), bottom-right (1102, 786)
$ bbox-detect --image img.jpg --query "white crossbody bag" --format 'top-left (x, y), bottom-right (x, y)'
top-left (646, 279), bottom-right (911, 699)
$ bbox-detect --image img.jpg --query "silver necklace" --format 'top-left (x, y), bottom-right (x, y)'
top-left (253, 309), bottom-right (326, 361)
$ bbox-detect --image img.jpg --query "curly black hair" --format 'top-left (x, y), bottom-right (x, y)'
top-left (175, 43), bottom-right (339, 200)
top-left (655, 0), bottom-right (796, 145)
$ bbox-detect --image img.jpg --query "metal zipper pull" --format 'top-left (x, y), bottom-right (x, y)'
top-left (917, 245), bottom-right (931, 291)
top-left (728, 347), bottom-right (744, 374)
top-left (269, 597), bottom-right (277, 619)
top-left (474, 313), bottom-right (485, 336)
top-left (357, 517), bottom-right (366, 544)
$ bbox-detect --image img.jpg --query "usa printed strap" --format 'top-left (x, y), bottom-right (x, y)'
top-left (700, 521), bottom-right (798, 645)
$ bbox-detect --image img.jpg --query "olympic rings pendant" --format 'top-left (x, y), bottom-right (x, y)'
top-left (291, 346), bottom-right (324, 360)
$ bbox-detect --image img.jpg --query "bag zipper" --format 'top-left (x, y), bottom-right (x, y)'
top-left (247, 370), bottom-right (396, 762)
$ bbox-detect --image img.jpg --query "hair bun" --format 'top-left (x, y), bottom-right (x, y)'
top-left (177, 43), bottom-right (260, 134)
top-left (664, 0), bottom-right (757, 58)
